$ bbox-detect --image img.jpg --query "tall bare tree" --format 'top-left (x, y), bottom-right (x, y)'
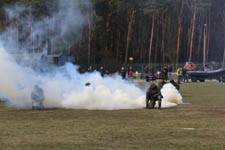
top-left (176, 0), bottom-right (185, 66)
top-left (148, 14), bottom-right (155, 66)
top-left (125, 10), bottom-right (136, 68)
top-left (189, 6), bottom-right (196, 62)
top-left (87, 13), bottom-right (92, 68)
top-left (223, 10), bottom-right (225, 68)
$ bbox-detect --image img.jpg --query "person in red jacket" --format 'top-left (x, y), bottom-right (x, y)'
top-left (128, 67), bottom-right (134, 78)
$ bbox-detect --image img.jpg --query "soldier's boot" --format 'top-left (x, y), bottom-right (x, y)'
top-left (146, 99), bottom-right (149, 108)
top-left (158, 100), bottom-right (162, 109)
top-left (149, 100), bottom-right (156, 109)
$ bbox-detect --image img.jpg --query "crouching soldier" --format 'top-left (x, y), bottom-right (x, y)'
top-left (31, 85), bottom-right (45, 110)
top-left (170, 79), bottom-right (180, 90)
top-left (146, 83), bottom-right (163, 109)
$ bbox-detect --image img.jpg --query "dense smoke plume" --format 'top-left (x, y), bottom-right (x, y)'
top-left (160, 83), bottom-right (183, 108)
top-left (0, 0), bottom-right (183, 110)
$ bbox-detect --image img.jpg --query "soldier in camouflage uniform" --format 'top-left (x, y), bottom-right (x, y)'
top-left (31, 85), bottom-right (45, 110)
top-left (146, 83), bottom-right (163, 109)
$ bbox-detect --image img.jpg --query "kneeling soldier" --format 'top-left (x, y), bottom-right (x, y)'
top-left (146, 83), bottom-right (163, 109)
top-left (31, 85), bottom-right (45, 110)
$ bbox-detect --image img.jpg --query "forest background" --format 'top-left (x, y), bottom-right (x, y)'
top-left (0, 0), bottom-right (224, 72)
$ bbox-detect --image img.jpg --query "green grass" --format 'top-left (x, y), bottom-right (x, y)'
top-left (1, 82), bottom-right (225, 150)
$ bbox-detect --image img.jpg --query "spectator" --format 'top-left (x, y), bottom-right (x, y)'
top-left (168, 65), bottom-right (172, 80)
top-left (182, 67), bottom-right (189, 83)
top-left (215, 64), bottom-right (219, 70)
top-left (184, 62), bottom-right (192, 70)
top-left (176, 67), bottom-right (182, 84)
top-left (88, 66), bottom-right (92, 72)
top-left (162, 66), bottom-right (168, 80)
top-left (192, 63), bottom-right (196, 71)
top-left (128, 67), bottom-right (134, 78)
top-left (144, 66), bottom-right (149, 74)
top-left (121, 67), bottom-right (126, 79)
top-left (105, 70), bottom-right (110, 75)
top-left (100, 66), bottom-right (105, 77)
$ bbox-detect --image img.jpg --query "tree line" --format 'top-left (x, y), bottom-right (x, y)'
top-left (0, 0), bottom-right (225, 71)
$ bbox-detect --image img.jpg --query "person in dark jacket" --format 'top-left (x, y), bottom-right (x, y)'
top-left (146, 83), bottom-right (163, 109)
top-left (100, 66), bottom-right (105, 77)
top-left (168, 65), bottom-right (173, 80)
top-left (182, 67), bottom-right (189, 83)
top-left (162, 66), bottom-right (168, 80)
top-left (31, 85), bottom-right (45, 110)
top-left (121, 67), bottom-right (126, 79)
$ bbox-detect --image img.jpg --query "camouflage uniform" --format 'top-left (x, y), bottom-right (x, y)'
top-left (146, 83), bottom-right (162, 109)
top-left (31, 85), bottom-right (45, 110)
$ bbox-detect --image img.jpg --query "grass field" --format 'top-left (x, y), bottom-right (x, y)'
top-left (1, 82), bottom-right (225, 150)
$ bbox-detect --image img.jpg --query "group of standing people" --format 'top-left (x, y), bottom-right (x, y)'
top-left (98, 66), bottom-right (134, 80)
top-left (144, 65), bottom-right (173, 81)
top-left (121, 66), bottom-right (134, 80)
top-left (161, 65), bottom-right (173, 80)
top-left (176, 62), bottom-right (196, 84)
top-left (99, 66), bottom-right (110, 77)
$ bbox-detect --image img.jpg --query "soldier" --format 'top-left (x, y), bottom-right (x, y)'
top-left (146, 83), bottom-right (163, 109)
top-left (170, 79), bottom-right (180, 90)
top-left (31, 85), bottom-right (45, 110)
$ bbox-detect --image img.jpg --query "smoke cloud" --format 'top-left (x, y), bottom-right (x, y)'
top-left (0, 0), bottom-right (183, 110)
top-left (161, 83), bottom-right (183, 108)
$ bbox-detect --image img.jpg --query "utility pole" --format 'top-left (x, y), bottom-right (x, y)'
top-left (203, 24), bottom-right (207, 71)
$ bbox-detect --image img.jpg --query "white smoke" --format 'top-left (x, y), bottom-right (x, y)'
top-left (160, 83), bottom-right (183, 108)
top-left (0, 46), bottom-right (146, 109)
top-left (148, 83), bottom-right (183, 109)
top-left (0, 0), bottom-right (183, 110)
top-left (3, 0), bottom-right (88, 55)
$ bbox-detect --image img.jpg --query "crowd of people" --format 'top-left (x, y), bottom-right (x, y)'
top-left (97, 66), bottom-right (135, 80)
top-left (176, 62), bottom-right (196, 84)
top-left (143, 65), bottom-right (173, 81)
top-left (90, 62), bottom-right (199, 83)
